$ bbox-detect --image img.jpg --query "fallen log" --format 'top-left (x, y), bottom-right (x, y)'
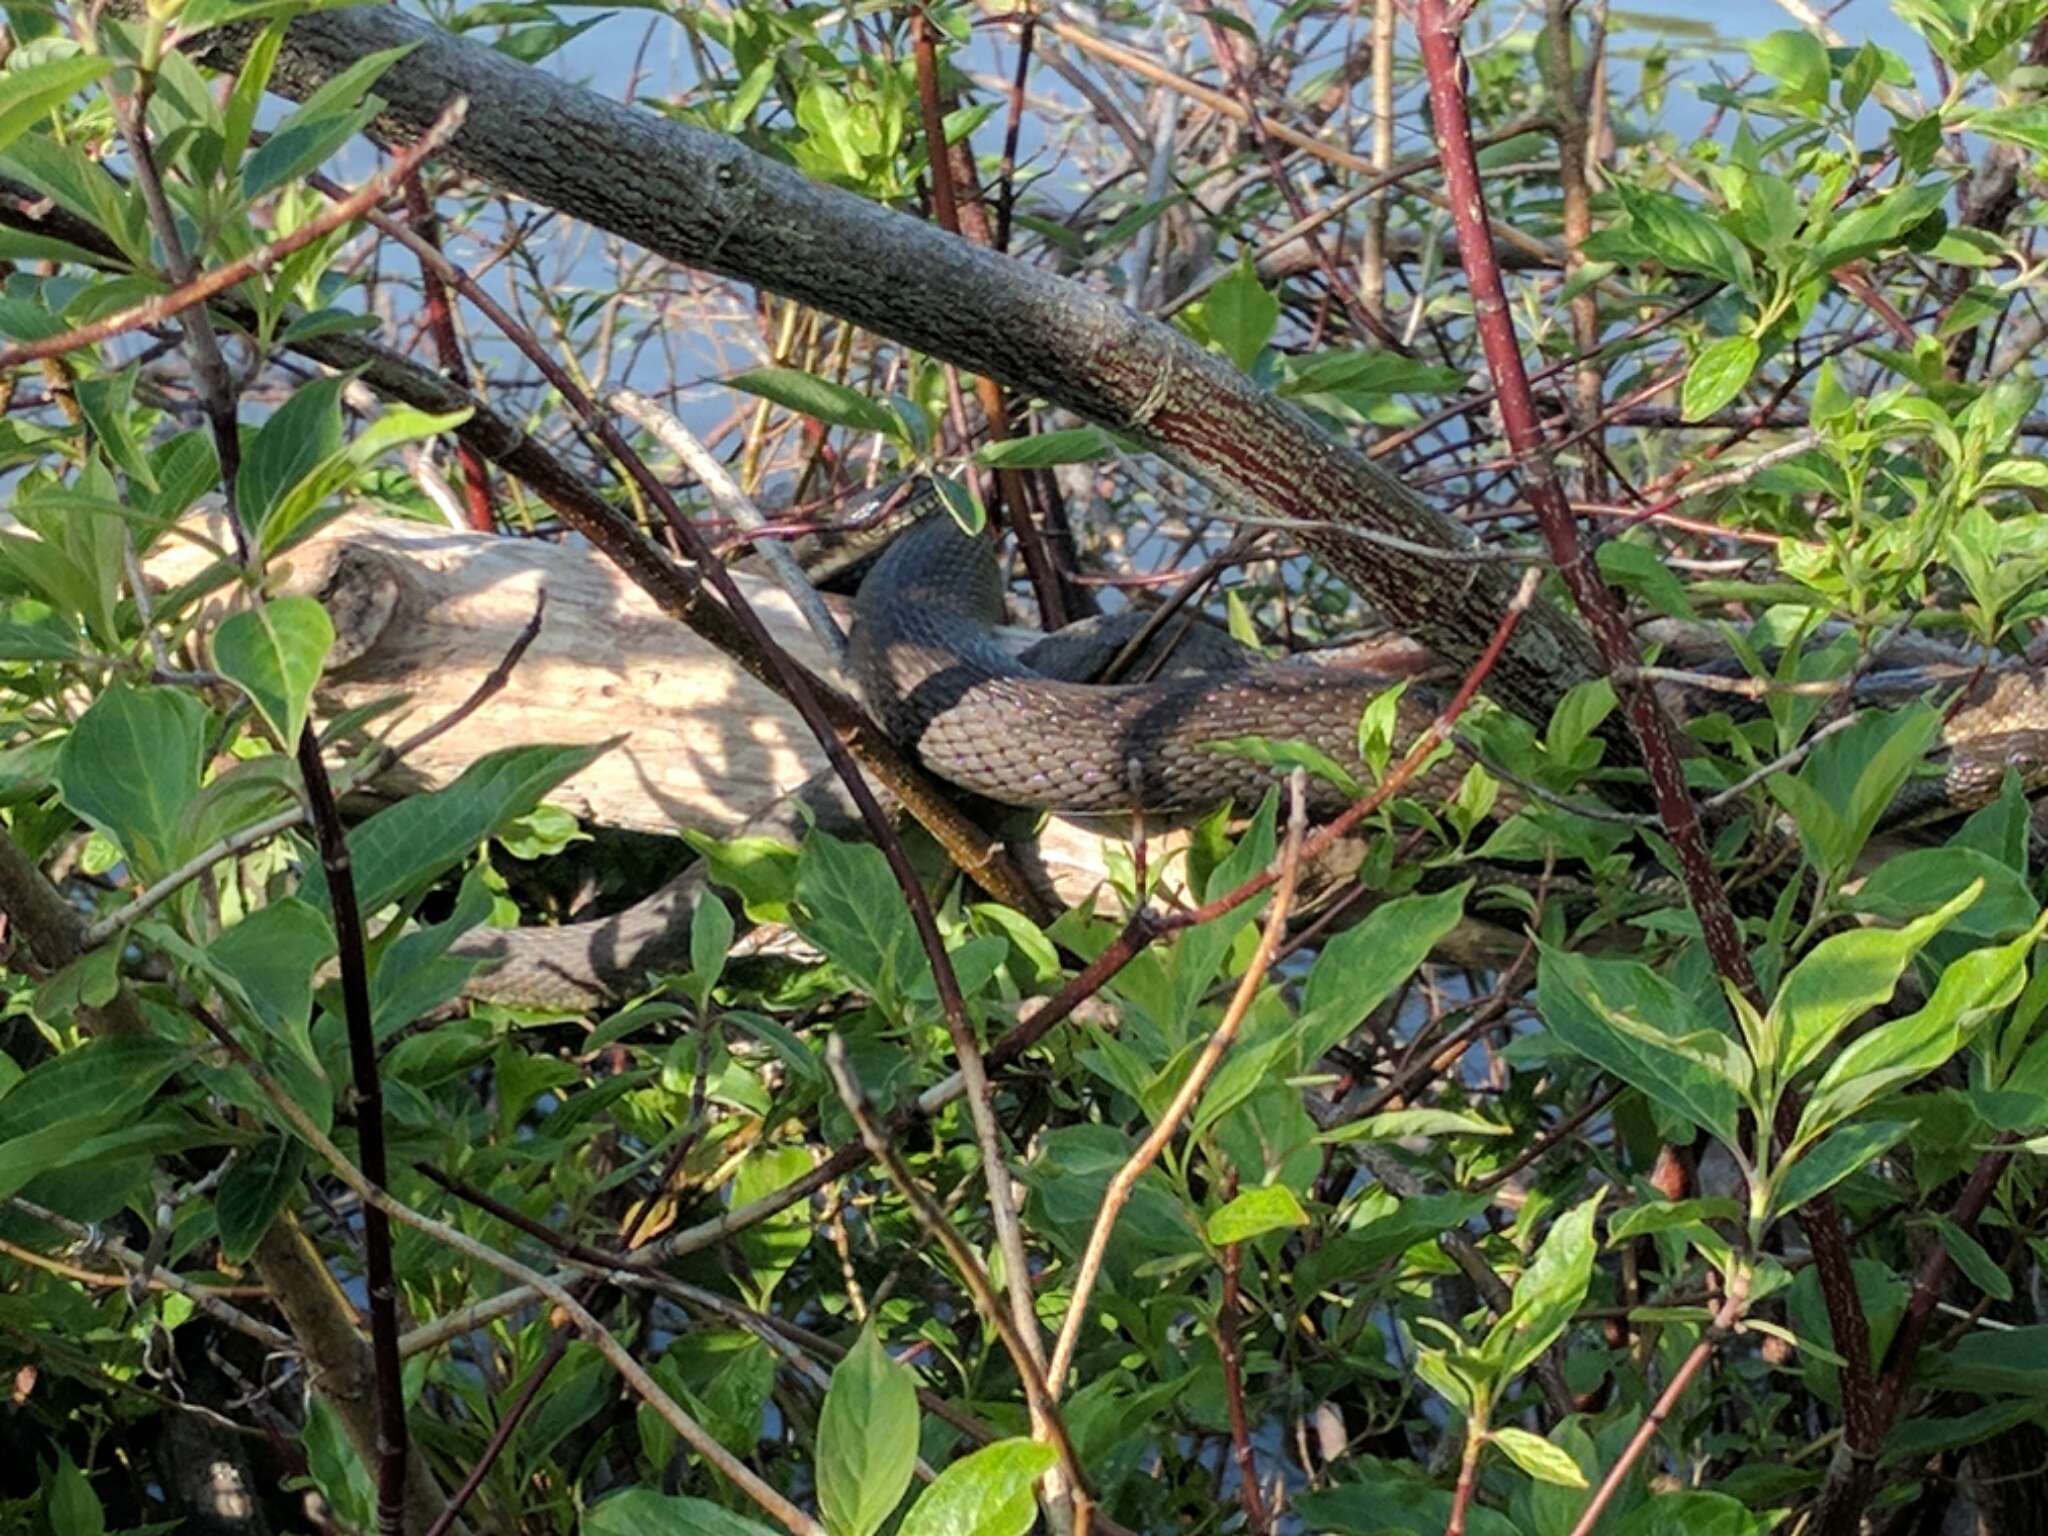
top-left (145, 509), bottom-right (1237, 1004)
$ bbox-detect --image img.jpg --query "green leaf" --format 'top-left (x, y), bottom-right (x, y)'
top-left (689, 895), bottom-right (735, 1006)
top-left (729, 1144), bottom-right (815, 1307)
top-left (1840, 40), bottom-right (1885, 112)
top-left (974, 427), bottom-right (1114, 468)
top-left (1294, 1192), bottom-right (1488, 1297)
top-left (1596, 541), bottom-right (1694, 619)
top-left (1932, 1215), bottom-right (2013, 1302)
top-left (897, 1438), bottom-right (1057, 1536)
top-left (1316, 1107), bottom-right (1509, 1142)
top-left (1357, 679), bottom-right (1410, 780)
top-left (1768, 705), bottom-right (1943, 880)
top-left (56, 683), bottom-right (209, 879)
top-left (335, 743), bottom-right (608, 914)
top-left (0, 1089), bottom-right (190, 1201)
top-left (795, 78), bottom-right (867, 180)
top-left (1611, 185), bottom-right (1753, 288)
top-left (1296, 1477), bottom-right (1523, 1536)
top-left (1611, 1490), bottom-right (1772, 1536)
top-left (0, 530), bottom-right (104, 631)
top-left (1683, 334), bottom-right (1759, 422)
top-left (683, 831), bottom-right (799, 924)
top-left (1799, 915), bottom-right (2048, 1145)
top-left (215, 1133), bottom-right (307, 1263)
top-left (223, 20), bottom-right (286, 172)
top-left (582, 1490), bottom-right (779, 1536)
top-left (1172, 793), bottom-right (1278, 1031)
top-left (1491, 1425), bottom-right (1590, 1488)
top-left (236, 376), bottom-right (346, 537)
top-left (241, 43), bottom-right (412, 200)
top-left (0, 55), bottom-right (112, 161)
top-left (794, 831), bottom-right (922, 1007)
top-left (1842, 848), bottom-right (2037, 939)
top-left (1200, 254), bottom-right (1280, 372)
top-left (1962, 102), bottom-right (2048, 155)
top-left (817, 1329), bottom-right (920, 1536)
top-left (0, 1037), bottom-right (187, 1143)
top-left (1482, 1191), bottom-right (1605, 1381)
top-left (1204, 735), bottom-right (1362, 800)
top-left (1809, 180), bottom-right (1952, 275)
top-left (1300, 883), bottom-right (1471, 1057)
top-left (46, 1453), bottom-right (104, 1536)
top-left (368, 874), bottom-right (493, 1040)
top-left (74, 368), bottom-right (156, 491)
top-left (1548, 677), bottom-right (1617, 763)
top-left (1931, 1323), bottom-right (2048, 1398)
top-left (1279, 351), bottom-right (1468, 398)
top-left (1769, 882), bottom-right (1980, 1081)
top-left (1748, 29), bottom-right (1829, 101)
top-left (212, 597), bottom-right (335, 747)
top-left (927, 475), bottom-right (986, 537)
top-left (729, 367), bottom-right (901, 439)
top-left (207, 898), bottom-right (336, 1056)
top-left (1207, 1184), bottom-right (1309, 1245)
top-left (1537, 947), bottom-right (1744, 1144)
top-left (1770, 1120), bottom-right (1912, 1217)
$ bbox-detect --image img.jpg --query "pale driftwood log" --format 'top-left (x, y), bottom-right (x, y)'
top-left (148, 511), bottom-right (1529, 1006)
top-left (145, 508), bottom-right (1183, 922)
top-left (153, 507), bottom-right (848, 839)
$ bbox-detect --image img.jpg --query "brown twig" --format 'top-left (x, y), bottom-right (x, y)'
top-left (1201, 15), bottom-right (1405, 351)
top-left (294, 725), bottom-right (409, 1536)
top-left (912, 8), bottom-right (1076, 627)
top-left (1446, 1420), bottom-right (1487, 1536)
top-left (1567, 1265), bottom-right (1753, 1535)
top-left (1216, 1170), bottom-right (1271, 1535)
top-left (822, 1033), bottom-right (1094, 1517)
top-left (0, 103), bottom-right (467, 372)
top-left (1411, 0), bottom-right (1878, 1464)
top-left (401, 170), bottom-right (497, 530)
top-left (994, 15), bottom-right (1036, 253)
top-left (1047, 774), bottom-right (1310, 1392)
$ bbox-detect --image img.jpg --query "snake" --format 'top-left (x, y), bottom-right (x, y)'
top-left (455, 494), bottom-right (2048, 1007)
top-left (849, 502), bottom-right (2048, 827)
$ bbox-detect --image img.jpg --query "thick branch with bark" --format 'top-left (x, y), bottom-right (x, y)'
top-left (180, 4), bottom-right (1607, 733)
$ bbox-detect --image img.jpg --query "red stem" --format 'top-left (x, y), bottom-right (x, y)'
top-left (1411, 0), bottom-right (1879, 1468)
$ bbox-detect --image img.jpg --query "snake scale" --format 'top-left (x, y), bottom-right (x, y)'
top-left (455, 500), bottom-right (2048, 1007)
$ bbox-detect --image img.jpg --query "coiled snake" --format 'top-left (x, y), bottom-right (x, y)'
top-left (851, 506), bottom-right (2048, 826)
top-left (456, 497), bottom-right (2048, 1006)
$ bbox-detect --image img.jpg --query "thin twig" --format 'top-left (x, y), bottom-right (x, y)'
top-left (1047, 773), bottom-right (1311, 1393)
top-left (1, 1205), bottom-right (290, 1352)
top-left (294, 724), bottom-right (408, 1536)
top-left (1216, 1170), bottom-right (1271, 1535)
top-left (0, 103), bottom-right (468, 371)
top-left (609, 387), bottom-right (848, 665)
top-left (822, 1034), bottom-right (1093, 1511)
top-left (184, 1008), bottom-right (825, 1536)
top-left (1567, 1266), bottom-right (1753, 1535)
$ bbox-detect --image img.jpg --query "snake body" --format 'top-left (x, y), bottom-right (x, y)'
top-left (850, 512), bottom-right (1451, 816)
top-left (850, 508), bottom-right (2048, 829)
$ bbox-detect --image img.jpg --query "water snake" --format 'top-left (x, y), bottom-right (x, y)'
top-left (850, 503), bottom-right (2048, 827)
top-left (454, 497), bottom-right (2048, 1006)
